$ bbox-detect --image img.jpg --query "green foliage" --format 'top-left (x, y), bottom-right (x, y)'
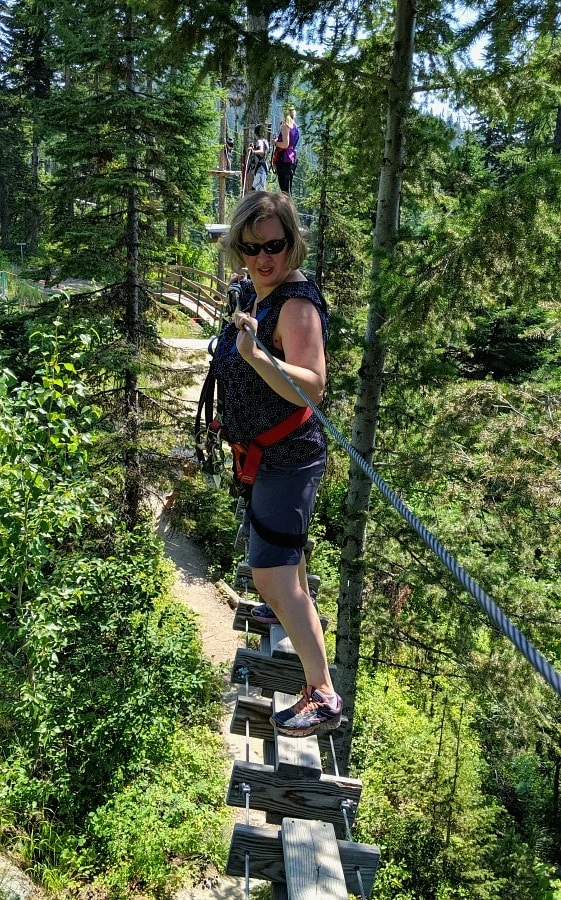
top-left (42, 4), bottom-right (218, 283)
top-left (168, 463), bottom-right (238, 575)
top-left (0, 334), bottom-right (226, 894)
top-left (352, 673), bottom-right (559, 899)
top-left (158, 310), bottom-right (202, 340)
top-left (88, 728), bottom-right (229, 897)
top-left (0, 91), bottom-right (34, 249)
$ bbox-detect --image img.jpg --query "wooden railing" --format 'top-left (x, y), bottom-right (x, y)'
top-left (155, 265), bottom-right (228, 326)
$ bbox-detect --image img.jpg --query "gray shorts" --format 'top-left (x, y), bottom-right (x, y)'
top-left (248, 454), bottom-right (326, 568)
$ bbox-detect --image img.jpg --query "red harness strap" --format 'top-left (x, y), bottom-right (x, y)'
top-left (231, 406), bottom-right (313, 486)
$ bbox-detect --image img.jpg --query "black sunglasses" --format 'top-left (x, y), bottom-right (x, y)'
top-left (238, 238), bottom-right (288, 256)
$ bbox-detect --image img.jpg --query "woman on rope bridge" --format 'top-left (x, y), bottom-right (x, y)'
top-left (216, 191), bottom-right (342, 738)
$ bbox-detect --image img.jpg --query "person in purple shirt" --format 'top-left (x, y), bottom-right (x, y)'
top-left (273, 106), bottom-right (300, 195)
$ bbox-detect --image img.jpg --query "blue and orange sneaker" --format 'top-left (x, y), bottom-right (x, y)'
top-left (270, 687), bottom-right (343, 737)
top-left (251, 602), bottom-right (280, 625)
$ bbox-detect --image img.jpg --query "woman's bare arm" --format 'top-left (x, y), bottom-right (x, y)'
top-left (235, 298), bottom-right (325, 406)
top-left (275, 122), bottom-right (291, 151)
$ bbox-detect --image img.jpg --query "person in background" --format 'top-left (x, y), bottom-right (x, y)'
top-left (216, 191), bottom-right (343, 737)
top-left (273, 106), bottom-right (300, 195)
top-left (224, 136), bottom-right (234, 170)
top-left (249, 124), bottom-right (270, 192)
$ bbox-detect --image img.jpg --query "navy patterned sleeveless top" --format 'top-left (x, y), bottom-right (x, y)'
top-left (213, 278), bottom-right (328, 466)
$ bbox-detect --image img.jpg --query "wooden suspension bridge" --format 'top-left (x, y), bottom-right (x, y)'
top-left (220, 499), bottom-right (381, 898)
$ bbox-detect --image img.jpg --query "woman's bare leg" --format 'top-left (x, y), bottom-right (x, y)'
top-left (252, 563), bottom-right (333, 696)
top-left (297, 554), bottom-right (309, 595)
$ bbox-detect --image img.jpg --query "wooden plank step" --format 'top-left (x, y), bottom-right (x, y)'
top-left (231, 647), bottom-right (336, 697)
top-left (230, 694), bottom-right (348, 749)
top-left (233, 600), bottom-right (328, 637)
top-left (270, 624), bottom-right (297, 659)
top-left (283, 818), bottom-right (347, 899)
top-left (227, 760), bottom-right (361, 827)
top-left (234, 562), bottom-right (320, 597)
top-left (263, 739), bottom-right (275, 767)
top-left (272, 693), bottom-right (322, 779)
top-left (227, 823), bottom-right (380, 896)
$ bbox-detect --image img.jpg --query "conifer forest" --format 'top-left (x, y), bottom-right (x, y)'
top-left (1, 0), bottom-right (561, 897)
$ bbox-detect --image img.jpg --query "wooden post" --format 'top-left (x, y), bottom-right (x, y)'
top-left (218, 95), bottom-right (227, 286)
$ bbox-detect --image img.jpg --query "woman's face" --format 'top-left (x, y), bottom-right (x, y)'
top-left (240, 215), bottom-right (292, 297)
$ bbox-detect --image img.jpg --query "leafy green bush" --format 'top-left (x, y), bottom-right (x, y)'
top-left (352, 671), bottom-right (561, 900)
top-left (88, 728), bottom-right (229, 898)
top-left (169, 464), bottom-right (238, 574)
top-left (0, 334), bottom-right (226, 895)
top-left (0, 527), bottom-right (223, 821)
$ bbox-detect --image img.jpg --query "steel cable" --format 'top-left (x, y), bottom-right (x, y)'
top-left (241, 325), bottom-right (561, 698)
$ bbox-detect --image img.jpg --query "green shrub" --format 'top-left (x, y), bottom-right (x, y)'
top-left (0, 336), bottom-right (226, 893)
top-left (169, 464), bottom-right (238, 575)
top-left (88, 728), bottom-right (230, 898)
top-left (0, 525), bottom-right (223, 822)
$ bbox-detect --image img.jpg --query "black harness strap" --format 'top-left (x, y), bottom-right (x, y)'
top-left (248, 504), bottom-right (308, 549)
top-left (194, 364), bottom-right (217, 464)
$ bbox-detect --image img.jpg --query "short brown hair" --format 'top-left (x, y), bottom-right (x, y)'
top-left (222, 192), bottom-right (308, 272)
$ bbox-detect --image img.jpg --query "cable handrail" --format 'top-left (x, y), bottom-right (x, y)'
top-left (240, 323), bottom-right (561, 698)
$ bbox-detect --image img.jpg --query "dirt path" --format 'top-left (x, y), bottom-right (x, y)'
top-left (152, 339), bottom-right (267, 898)
top-left (154, 500), bottom-right (266, 899)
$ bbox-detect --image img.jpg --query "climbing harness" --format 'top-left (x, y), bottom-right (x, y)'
top-left (233, 406), bottom-right (312, 485)
top-left (194, 284), bottom-right (315, 548)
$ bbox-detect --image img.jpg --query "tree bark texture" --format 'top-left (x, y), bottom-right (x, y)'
top-left (0, 181), bottom-right (9, 248)
top-left (123, 6), bottom-right (141, 527)
top-left (553, 105), bottom-right (561, 154)
top-left (218, 88), bottom-right (227, 284)
top-left (315, 127), bottom-right (330, 291)
top-left (245, 6), bottom-right (273, 128)
top-left (553, 756), bottom-right (560, 823)
top-left (334, 0), bottom-right (417, 776)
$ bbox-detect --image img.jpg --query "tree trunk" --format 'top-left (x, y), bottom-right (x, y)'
top-left (245, 5), bottom-right (272, 127)
top-left (553, 756), bottom-right (560, 823)
top-left (218, 89), bottom-right (227, 284)
top-left (315, 126), bottom-right (330, 290)
top-left (445, 704), bottom-right (464, 848)
top-left (30, 130), bottom-right (40, 249)
top-left (431, 696), bottom-right (448, 830)
top-left (123, 6), bottom-right (141, 527)
top-left (553, 106), bottom-right (561, 154)
top-left (0, 181), bottom-right (9, 248)
top-left (334, 0), bottom-right (417, 776)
